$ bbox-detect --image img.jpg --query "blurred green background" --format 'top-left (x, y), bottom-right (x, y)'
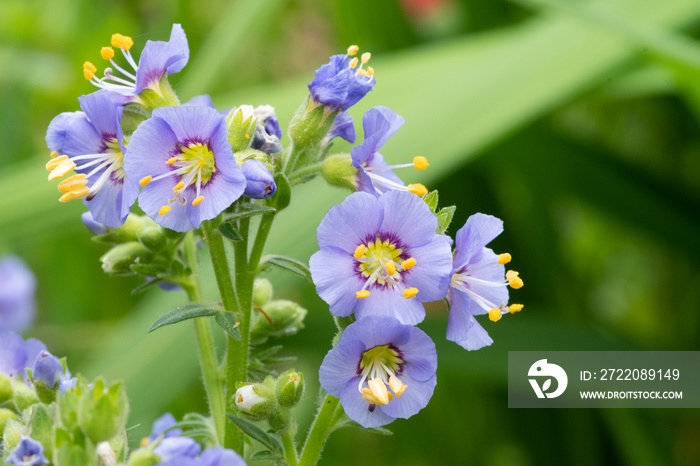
top-left (2, 0), bottom-right (700, 464)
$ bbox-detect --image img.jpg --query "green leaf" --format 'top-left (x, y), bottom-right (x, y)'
top-left (259, 255), bottom-right (311, 280)
top-left (436, 206), bottom-right (456, 234)
top-left (225, 203), bottom-right (277, 222)
top-left (148, 302), bottom-right (221, 332)
top-left (218, 221), bottom-right (244, 241)
top-left (131, 278), bottom-right (165, 295)
top-left (226, 414), bottom-right (283, 453)
top-left (214, 311), bottom-right (241, 340)
top-left (423, 190), bottom-right (439, 212)
top-left (266, 174), bottom-right (291, 211)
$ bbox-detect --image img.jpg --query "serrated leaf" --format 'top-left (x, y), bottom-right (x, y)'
top-left (226, 414), bottom-right (283, 453)
top-left (259, 255), bottom-right (311, 280)
top-left (148, 302), bottom-right (221, 332)
top-left (215, 311), bottom-right (241, 340)
top-left (250, 450), bottom-right (283, 462)
top-left (218, 221), bottom-right (244, 241)
top-left (266, 173), bottom-right (291, 211)
top-left (436, 206), bottom-right (456, 234)
top-left (423, 190), bottom-right (439, 212)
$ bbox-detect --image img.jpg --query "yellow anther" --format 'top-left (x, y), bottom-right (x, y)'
top-left (166, 156), bottom-right (178, 165)
top-left (489, 307), bottom-right (502, 322)
top-left (50, 151), bottom-right (58, 159)
top-left (367, 66), bottom-right (374, 77)
top-left (140, 437), bottom-right (149, 448)
top-left (237, 393), bottom-right (243, 403)
top-left (111, 33), bottom-right (124, 48)
top-left (407, 183), bottom-right (428, 197)
top-left (506, 270), bottom-right (523, 289)
top-left (83, 68), bottom-right (95, 80)
top-left (159, 205), bottom-right (172, 215)
top-left (245, 134), bottom-right (250, 139)
top-left (48, 160), bottom-right (76, 181)
top-left (100, 47), bottom-right (115, 60)
top-left (349, 57), bottom-right (359, 68)
top-left (361, 52), bottom-right (371, 64)
top-left (347, 45), bottom-right (359, 56)
top-left (357, 69), bottom-right (369, 77)
top-left (401, 257), bottom-right (416, 270)
top-left (356, 290), bottom-right (370, 299)
top-left (384, 261), bottom-right (396, 275)
top-left (83, 61), bottom-right (97, 73)
top-left (509, 304), bottom-right (523, 314)
top-left (388, 375), bottom-right (407, 397)
top-left (139, 175), bottom-right (152, 187)
top-left (413, 156), bottom-right (429, 170)
top-left (58, 186), bottom-right (90, 202)
top-left (353, 244), bottom-right (365, 259)
top-left (498, 253), bottom-right (512, 265)
top-left (173, 181), bottom-right (185, 191)
top-left (120, 36), bottom-right (134, 50)
top-left (46, 155), bottom-right (69, 170)
top-left (367, 378), bottom-right (390, 405)
top-left (192, 196), bottom-right (204, 206)
top-left (402, 287), bottom-right (418, 299)
top-left (58, 174), bottom-right (88, 194)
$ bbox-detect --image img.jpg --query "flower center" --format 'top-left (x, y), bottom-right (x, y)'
top-left (353, 237), bottom-right (418, 300)
top-left (357, 344), bottom-right (408, 409)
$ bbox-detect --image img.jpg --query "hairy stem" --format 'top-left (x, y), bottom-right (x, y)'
top-left (282, 432), bottom-right (299, 466)
top-left (298, 395), bottom-right (340, 466)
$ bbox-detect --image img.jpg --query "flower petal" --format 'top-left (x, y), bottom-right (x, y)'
top-left (401, 326), bottom-right (438, 382)
top-left (340, 377), bottom-right (395, 428)
top-left (135, 24), bottom-right (189, 91)
top-left (319, 337), bottom-right (365, 396)
top-left (354, 287), bottom-right (426, 325)
top-left (446, 287), bottom-right (493, 351)
top-left (310, 247), bottom-right (364, 317)
top-left (453, 213), bottom-right (503, 269)
top-left (378, 190), bottom-right (438, 248)
top-left (402, 235), bottom-right (453, 302)
top-left (380, 372), bottom-right (436, 419)
top-left (316, 192), bottom-right (384, 254)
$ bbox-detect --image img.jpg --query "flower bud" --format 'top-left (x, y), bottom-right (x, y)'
top-left (136, 225), bottom-right (167, 252)
top-left (233, 383), bottom-right (276, 421)
top-left (0, 372), bottom-right (13, 404)
top-left (128, 448), bottom-right (160, 466)
top-left (33, 350), bottom-right (64, 403)
top-left (250, 300), bottom-right (307, 345)
top-left (226, 105), bottom-right (257, 152)
top-left (0, 408), bottom-right (19, 434)
top-left (321, 154), bottom-right (357, 191)
top-left (237, 153), bottom-right (276, 199)
top-left (78, 377), bottom-right (129, 443)
top-left (288, 97), bottom-right (337, 150)
top-left (12, 379), bottom-right (39, 410)
top-left (252, 278), bottom-right (273, 307)
top-left (90, 213), bottom-right (145, 244)
top-left (100, 242), bottom-right (153, 275)
top-left (2, 417), bottom-right (23, 453)
top-left (275, 370), bottom-right (304, 408)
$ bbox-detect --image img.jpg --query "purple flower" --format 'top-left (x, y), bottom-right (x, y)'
top-left (324, 110), bottom-right (356, 144)
top-left (319, 316), bottom-right (437, 428)
top-left (125, 106), bottom-right (246, 232)
top-left (309, 191), bottom-right (452, 325)
top-left (308, 47), bottom-right (376, 112)
top-left (447, 214), bottom-right (523, 351)
top-left (0, 331), bottom-right (29, 378)
top-left (33, 351), bottom-right (63, 389)
top-left (240, 159), bottom-right (276, 199)
top-left (149, 412), bottom-right (182, 441)
top-left (45, 90), bottom-right (139, 227)
top-left (6, 437), bottom-right (49, 465)
top-left (83, 25), bottom-right (188, 102)
top-left (0, 255), bottom-right (36, 333)
top-left (81, 211), bottom-right (108, 235)
top-left (154, 437), bottom-right (201, 463)
top-left (198, 446), bottom-right (246, 466)
top-left (350, 106), bottom-right (429, 197)
top-left (254, 105), bottom-right (282, 139)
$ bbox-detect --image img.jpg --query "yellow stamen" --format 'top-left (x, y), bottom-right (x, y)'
top-left (407, 183), bottom-right (428, 197)
top-left (349, 57), bottom-right (359, 68)
top-left (402, 287), bottom-right (418, 299)
top-left (48, 160), bottom-right (76, 181)
top-left (139, 175), bottom-right (152, 187)
top-left (356, 290), bottom-right (370, 299)
top-left (159, 205), bottom-right (171, 215)
top-left (166, 156), bottom-right (178, 165)
top-left (347, 45), bottom-right (359, 56)
top-left (498, 253), bottom-right (512, 265)
top-left (173, 181), bottom-right (185, 191)
top-left (367, 66), bottom-right (374, 77)
top-left (100, 47), bottom-right (115, 60)
top-left (58, 187), bottom-right (90, 202)
top-left (353, 244), bottom-right (365, 259)
top-left (509, 304), bottom-right (523, 314)
top-left (361, 52), bottom-right (371, 64)
top-left (83, 68), bottom-right (95, 80)
top-left (401, 257), bottom-right (416, 270)
top-left (46, 155), bottom-right (69, 171)
top-left (357, 69), bottom-right (369, 77)
top-left (245, 134), bottom-right (250, 139)
top-left (506, 270), bottom-right (523, 289)
top-left (385, 261), bottom-right (396, 275)
top-left (413, 156), bottom-right (429, 170)
top-left (237, 393), bottom-right (243, 403)
top-left (140, 437), bottom-right (149, 448)
top-left (50, 151), bottom-right (58, 159)
top-left (489, 308), bottom-right (502, 322)
top-left (388, 375), bottom-right (407, 397)
top-left (367, 378), bottom-right (389, 405)
top-left (83, 61), bottom-right (97, 73)
top-left (192, 196), bottom-right (204, 206)
top-left (120, 36), bottom-right (134, 50)
top-left (111, 33), bottom-right (124, 48)
top-left (57, 174), bottom-right (88, 194)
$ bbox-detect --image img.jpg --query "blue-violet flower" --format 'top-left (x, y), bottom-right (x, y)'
top-left (6, 437), bottom-right (49, 466)
top-left (308, 46), bottom-right (376, 112)
top-left (0, 255), bottom-right (36, 333)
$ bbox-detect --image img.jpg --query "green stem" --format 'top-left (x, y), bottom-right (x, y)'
top-left (288, 162), bottom-right (323, 185)
top-left (249, 213), bottom-right (275, 271)
top-left (282, 432), bottom-right (299, 466)
top-left (183, 231), bottom-right (226, 445)
top-left (298, 395), bottom-right (340, 466)
top-left (202, 221), bottom-right (242, 452)
top-left (283, 144), bottom-right (307, 176)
